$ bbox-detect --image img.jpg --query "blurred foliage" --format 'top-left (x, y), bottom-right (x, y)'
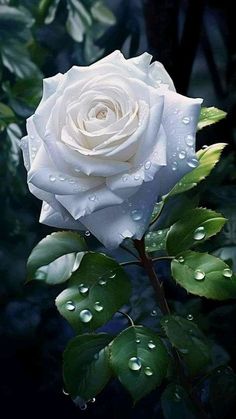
top-left (0, 0), bottom-right (236, 418)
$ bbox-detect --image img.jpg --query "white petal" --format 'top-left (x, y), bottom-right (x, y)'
top-left (40, 73), bottom-right (64, 103)
top-left (40, 202), bottom-right (85, 230)
top-left (148, 61), bottom-right (176, 91)
top-left (56, 186), bottom-right (123, 219)
top-left (158, 90), bottom-right (203, 194)
top-left (81, 175), bottom-right (161, 248)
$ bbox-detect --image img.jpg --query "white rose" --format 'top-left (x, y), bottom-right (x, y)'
top-left (21, 51), bottom-right (202, 248)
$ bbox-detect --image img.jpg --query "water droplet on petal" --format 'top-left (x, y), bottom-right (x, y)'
top-left (148, 340), bottom-right (156, 350)
top-left (182, 116), bottom-right (190, 124)
top-left (94, 301), bottom-right (103, 312)
top-left (194, 270), bottom-right (205, 281)
top-left (89, 194), bottom-right (96, 201)
top-left (223, 268), bottom-right (233, 278)
top-left (187, 158), bottom-right (198, 168)
top-left (32, 146), bottom-right (37, 152)
top-left (66, 301), bottom-right (75, 311)
top-left (128, 357), bottom-right (142, 371)
top-left (150, 309), bottom-right (157, 317)
top-left (59, 175), bottom-right (66, 181)
top-left (134, 174), bottom-right (140, 181)
top-left (69, 179), bottom-right (75, 184)
top-left (193, 226), bottom-right (206, 240)
top-left (187, 314), bottom-right (193, 321)
top-left (178, 256), bottom-right (185, 263)
top-left (122, 174), bottom-right (128, 182)
top-left (98, 279), bottom-right (107, 286)
top-left (144, 161), bottom-right (151, 170)
top-left (78, 284), bottom-right (89, 295)
top-left (131, 209), bottom-right (143, 221)
top-left (79, 309), bottom-right (93, 323)
top-left (43, 202), bottom-right (50, 211)
top-left (178, 151), bottom-right (186, 160)
top-left (85, 230), bottom-right (91, 237)
top-left (49, 175), bottom-right (56, 182)
top-left (144, 366), bottom-right (153, 376)
top-left (185, 134), bottom-right (194, 146)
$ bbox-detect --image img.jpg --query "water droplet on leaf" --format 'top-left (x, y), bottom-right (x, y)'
top-left (144, 367), bottom-right (153, 376)
top-left (78, 284), bottom-right (89, 295)
top-left (194, 270), bottom-right (205, 281)
top-left (187, 314), bottom-right (193, 321)
top-left (128, 357), bottom-right (142, 371)
top-left (148, 340), bottom-right (156, 350)
top-left (193, 226), bottom-right (206, 240)
top-left (66, 301), bottom-right (75, 311)
top-left (223, 268), bottom-right (233, 278)
top-left (98, 279), bottom-right (107, 286)
top-left (79, 309), bottom-right (93, 323)
top-left (94, 302), bottom-right (103, 312)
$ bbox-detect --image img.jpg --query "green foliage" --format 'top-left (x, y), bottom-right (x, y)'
top-left (145, 228), bottom-right (168, 253)
top-left (166, 208), bottom-right (226, 255)
top-left (166, 143), bottom-right (226, 198)
top-left (171, 251), bottom-right (236, 300)
top-left (27, 231), bottom-right (87, 283)
top-left (161, 383), bottom-right (197, 419)
top-left (63, 333), bottom-right (112, 399)
top-left (161, 315), bottom-right (211, 376)
top-left (110, 325), bottom-right (169, 402)
top-left (198, 107), bottom-right (227, 130)
top-left (56, 252), bottom-right (131, 332)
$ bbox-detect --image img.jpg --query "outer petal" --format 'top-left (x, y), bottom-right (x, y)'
top-left (80, 175), bottom-right (161, 248)
top-left (159, 90), bottom-right (203, 194)
top-left (39, 203), bottom-right (85, 230)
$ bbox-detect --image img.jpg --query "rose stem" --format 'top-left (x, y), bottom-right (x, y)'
top-left (133, 237), bottom-right (208, 419)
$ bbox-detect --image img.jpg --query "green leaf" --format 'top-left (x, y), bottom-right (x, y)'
top-left (198, 107), bottom-right (227, 130)
top-left (1, 40), bottom-right (40, 79)
top-left (171, 251), bottom-right (236, 300)
top-left (110, 325), bottom-right (169, 402)
top-left (161, 315), bottom-right (211, 376)
top-left (91, 1), bottom-right (116, 25)
top-left (7, 123), bottom-right (21, 168)
top-left (166, 208), bottom-right (226, 255)
top-left (161, 383), bottom-right (197, 419)
top-left (166, 143), bottom-right (226, 198)
top-left (145, 228), bottom-right (169, 253)
top-left (55, 252), bottom-right (131, 333)
top-left (66, 0), bottom-right (91, 42)
top-left (63, 333), bottom-right (112, 400)
top-left (27, 231), bottom-right (87, 283)
top-left (0, 102), bottom-right (15, 129)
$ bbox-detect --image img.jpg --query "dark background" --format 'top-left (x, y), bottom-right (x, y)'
top-left (0, 1), bottom-right (236, 418)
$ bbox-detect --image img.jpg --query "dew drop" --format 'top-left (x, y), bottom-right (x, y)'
top-left (94, 301), bottom-right (103, 312)
top-left (131, 209), bottom-right (143, 221)
top-left (32, 146), bottom-right (37, 152)
top-left (171, 161), bottom-right (178, 171)
top-left (90, 397), bottom-right (96, 403)
top-left (62, 388), bottom-right (69, 396)
top-left (144, 366), bottom-right (153, 376)
top-left (80, 404), bottom-right (87, 411)
top-left (193, 226), bottom-right (206, 241)
top-left (202, 145), bottom-right (208, 149)
top-left (187, 158), bottom-right (198, 168)
top-left (148, 340), bottom-right (156, 350)
top-left (89, 194), bottom-right (96, 201)
top-left (185, 134), bottom-right (194, 147)
top-left (223, 268), bottom-right (233, 278)
top-left (144, 161), bottom-right (151, 170)
top-left (187, 314), bottom-right (193, 321)
top-left (134, 174), bottom-right (140, 181)
top-left (122, 174), bottom-right (128, 182)
top-left (79, 309), bottom-right (93, 323)
top-left (59, 175), bottom-right (66, 181)
top-left (49, 174), bottom-right (56, 182)
top-left (43, 203), bottom-right (50, 211)
top-left (66, 301), bottom-right (75, 311)
top-left (74, 168), bottom-right (80, 173)
top-left (178, 256), bottom-right (185, 263)
top-left (85, 230), bottom-right (91, 237)
top-left (150, 309), bottom-right (157, 317)
top-left (98, 279), bottom-right (107, 286)
top-left (178, 150), bottom-right (186, 160)
top-left (109, 273), bottom-right (116, 279)
top-left (194, 270), bottom-right (205, 281)
top-left (174, 392), bottom-right (182, 401)
top-left (78, 284), bottom-right (89, 295)
top-left (128, 357), bottom-right (142, 371)
top-left (182, 116), bottom-right (190, 125)
top-left (69, 179), bottom-right (75, 184)
top-left (135, 338), bottom-right (141, 344)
